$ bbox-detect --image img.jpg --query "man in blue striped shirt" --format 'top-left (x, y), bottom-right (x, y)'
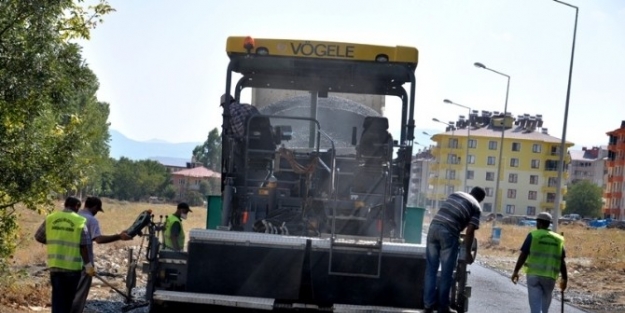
top-left (424, 187), bottom-right (485, 313)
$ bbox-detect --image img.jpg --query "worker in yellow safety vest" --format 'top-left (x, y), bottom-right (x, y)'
top-left (163, 202), bottom-right (192, 251)
top-left (511, 212), bottom-right (568, 313)
top-left (35, 196), bottom-right (94, 313)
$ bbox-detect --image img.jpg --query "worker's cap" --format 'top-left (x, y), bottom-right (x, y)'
top-left (220, 94), bottom-right (232, 105)
top-left (177, 202), bottom-right (192, 213)
top-left (536, 212), bottom-right (552, 223)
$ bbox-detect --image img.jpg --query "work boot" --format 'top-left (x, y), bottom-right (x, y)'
top-left (438, 307), bottom-right (458, 313)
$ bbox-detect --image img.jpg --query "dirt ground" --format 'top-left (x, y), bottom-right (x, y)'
top-left (2, 203), bottom-right (625, 312)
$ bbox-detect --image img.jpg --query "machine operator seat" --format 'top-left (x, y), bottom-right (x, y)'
top-left (356, 116), bottom-right (393, 166)
top-left (352, 116), bottom-right (393, 195)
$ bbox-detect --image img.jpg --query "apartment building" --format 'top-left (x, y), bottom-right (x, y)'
top-left (408, 148), bottom-right (434, 208)
top-left (567, 146), bottom-right (608, 187)
top-left (604, 121), bottom-right (625, 219)
top-left (429, 111), bottom-right (573, 217)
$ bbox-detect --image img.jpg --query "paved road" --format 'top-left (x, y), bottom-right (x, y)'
top-left (467, 262), bottom-right (587, 313)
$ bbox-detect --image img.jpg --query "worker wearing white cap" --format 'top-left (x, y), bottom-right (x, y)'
top-left (511, 212), bottom-right (568, 313)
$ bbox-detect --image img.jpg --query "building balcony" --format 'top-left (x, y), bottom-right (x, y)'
top-left (617, 141), bottom-right (625, 150)
top-left (540, 202), bottom-right (565, 210)
top-left (604, 192), bottom-right (612, 198)
top-left (614, 191), bottom-right (623, 198)
top-left (617, 159), bottom-right (625, 166)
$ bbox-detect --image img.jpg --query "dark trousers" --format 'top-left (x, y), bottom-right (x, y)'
top-left (50, 271), bottom-right (81, 313)
top-left (70, 269), bottom-right (92, 313)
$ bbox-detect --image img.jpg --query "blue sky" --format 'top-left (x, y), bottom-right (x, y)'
top-left (79, 0), bottom-right (625, 149)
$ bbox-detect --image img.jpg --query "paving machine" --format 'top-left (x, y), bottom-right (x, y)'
top-left (141, 36), bottom-right (475, 312)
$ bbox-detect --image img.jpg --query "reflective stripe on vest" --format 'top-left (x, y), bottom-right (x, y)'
top-left (45, 211), bottom-right (86, 271)
top-left (163, 215), bottom-right (184, 251)
top-left (523, 229), bottom-right (564, 280)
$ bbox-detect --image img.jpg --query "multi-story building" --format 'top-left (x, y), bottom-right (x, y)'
top-left (429, 111), bottom-right (573, 217)
top-left (408, 148), bottom-right (434, 208)
top-left (567, 146), bottom-right (608, 187)
top-left (604, 121), bottom-right (625, 219)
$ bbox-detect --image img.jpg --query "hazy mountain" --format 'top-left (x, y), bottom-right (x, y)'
top-left (109, 129), bottom-right (201, 160)
top-left (108, 128), bottom-right (438, 161)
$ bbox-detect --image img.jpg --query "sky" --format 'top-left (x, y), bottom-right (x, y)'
top-left (78, 0), bottom-right (625, 149)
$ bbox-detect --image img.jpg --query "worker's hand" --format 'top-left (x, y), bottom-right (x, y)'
top-left (511, 272), bottom-right (519, 284)
top-left (560, 278), bottom-right (567, 291)
top-left (120, 231), bottom-right (132, 241)
top-left (84, 263), bottom-right (96, 277)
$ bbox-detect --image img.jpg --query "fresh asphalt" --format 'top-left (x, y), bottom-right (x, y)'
top-left (419, 223), bottom-right (588, 313)
top-left (467, 263), bottom-right (587, 312)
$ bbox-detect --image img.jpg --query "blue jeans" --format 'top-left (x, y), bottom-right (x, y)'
top-left (527, 275), bottom-right (556, 313)
top-left (50, 271), bottom-right (82, 313)
top-left (423, 223), bottom-right (459, 311)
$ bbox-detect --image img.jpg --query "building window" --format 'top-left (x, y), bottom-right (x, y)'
top-left (531, 159), bottom-right (540, 169)
top-left (468, 155), bottom-right (476, 164)
top-left (465, 185), bottom-right (473, 193)
top-left (550, 146), bottom-right (560, 156)
top-left (179, 179), bottom-right (185, 185)
top-left (466, 170), bottom-right (475, 180)
top-left (483, 202), bottom-right (493, 212)
top-left (530, 175), bottom-right (539, 185)
top-left (447, 154), bottom-right (458, 164)
top-left (488, 141), bottom-right (498, 150)
top-left (446, 169), bottom-right (456, 179)
top-left (528, 191), bottom-right (537, 200)
top-left (446, 185), bottom-right (455, 195)
top-left (486, 172), bottom-right (495, 181)
top-left (533, 144), bottom-right (542, 153)
top-left (507, 189), bottom-right (517, 199)
top-left (546, 193), bottom-right (556, 203)
top-left (485, 187), bottom-right (494, 197)
top-left (508, 173), bottom-right (518, 183)
top-left (510, 158), bottom-right (519, 167)
top-left (512, 142), bottom-right (521, 152)
top-left (527, 206), bottom-right (536, 216)
top-left (468, 139), bottom-right (477, 149)
top-left (487, 156), bottom-right (496, 165)
top-left (548, 177), bottom-right (558, 187)
top-left (506, 205), bottom-right (515, 214)
top-left (449, 138), bottom-right (459, 149)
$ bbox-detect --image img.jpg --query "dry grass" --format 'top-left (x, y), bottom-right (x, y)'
top-left (1, 199), bottom-right (207, 311)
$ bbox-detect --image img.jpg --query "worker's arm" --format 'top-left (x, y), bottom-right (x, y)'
top-left (170, 222), bottom-right (182, 251)
top-left (464, 224), bottom-right (476, 264)
top-left (34, 221), bottom-right (46, 244)
top-left (511, 233), bottom-right (532, 283)
top-left (94, 232), bottom-right (131, 244)
top-left (560, 248), bottom-right (568, 290)
top-left (80, 225), bottom-right (92, 264)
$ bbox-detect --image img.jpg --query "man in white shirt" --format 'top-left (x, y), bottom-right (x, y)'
top-left (71, 196), bottom-right (132, 313)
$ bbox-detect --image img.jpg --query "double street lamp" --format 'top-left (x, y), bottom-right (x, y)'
top-left (474, 62), bottom-right (510, 226)
top-left (444, 99), bottom-right (472, 193)
top-left (432, 118), bottom-right (456, 198)
top-left (551, 0), bottom-right (579, 232)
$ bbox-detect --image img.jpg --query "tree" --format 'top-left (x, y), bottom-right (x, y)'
top-left (110, 158), bottom-right (170, 201)
top-left (193, 128), bottom-right (222, 171)
top-left (564, 180), bottom-right (603, 218)
top-left (0, 0), bottom-right (114, 271)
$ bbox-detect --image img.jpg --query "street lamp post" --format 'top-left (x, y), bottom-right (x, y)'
top-left (414, 141), bottom-right (427, 207)
top-left (444, 99), bottom-right (472, 193)
top-left (433, 118), bottom-right (456, 197)
top-left (423, 131), bottom-right (439, 211)
top-left (552, 0), bottom-right (578, 232)
top-left (474, 62), bottom-right (510, 228)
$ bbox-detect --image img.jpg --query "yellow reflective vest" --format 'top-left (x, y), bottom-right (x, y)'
top-left (163, 215), bottom-right (184, 251)
top-left (524, 229), bottom-right (564, 280)
top-left (45, 211), bottom-right (87, 271)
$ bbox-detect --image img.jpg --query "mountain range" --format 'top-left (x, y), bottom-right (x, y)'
top-left (109, 129), bottom-right (202, 160)
top-left (108, 128), bottom-right (438, 161)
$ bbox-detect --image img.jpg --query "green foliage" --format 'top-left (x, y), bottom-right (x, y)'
top-left (564, 180), bottom-right (603, 218)
top-left (109, 158), bottom-right (171, 201)
top-left (193, 128), bottom-right (222, 171)
top-left (0, 0), bottom-right (113, 272)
